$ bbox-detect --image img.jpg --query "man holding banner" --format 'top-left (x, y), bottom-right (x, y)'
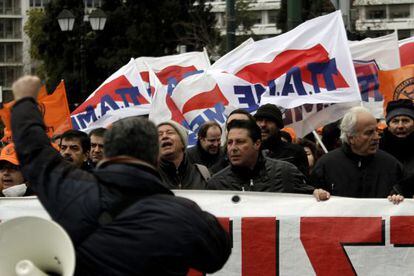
top-left (311, 106), bottom-right (404, 203)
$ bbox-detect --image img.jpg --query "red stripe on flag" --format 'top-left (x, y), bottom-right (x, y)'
top-left (236, 44), bottom-right (348, 89)
top-left (181, 85), bottom-right (229, 114)
top-left (156, 65), bottom-right (197, 85)
top-left (400, 42), bottom-right (414, 67)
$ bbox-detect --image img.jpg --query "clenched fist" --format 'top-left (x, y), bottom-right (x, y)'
top-left (12, 75), bottom-right (42, 101)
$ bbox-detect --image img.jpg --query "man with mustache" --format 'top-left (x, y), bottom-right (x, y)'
top-left (379, 99), bottom-right (414, 176)
top-left (187, 121), bottom-right (224, 170)
top-left (311, 106), bottom-right (404, 203)
top-left (158, 121), bottom-right (210, 189)
top-left (60, 130), bottom-right (90, 170)
top-left (254, 104), bottom-right (310, 178)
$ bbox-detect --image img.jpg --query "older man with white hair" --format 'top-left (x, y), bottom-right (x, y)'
top-left (310, 106), bottom-right (404, 203)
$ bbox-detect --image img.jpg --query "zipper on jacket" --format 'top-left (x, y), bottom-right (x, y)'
top-left (176, 169), bottom-right (182, 189)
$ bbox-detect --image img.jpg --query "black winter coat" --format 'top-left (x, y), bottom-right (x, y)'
top-left (310, 144), bottom-right (403, 198)
top-left (186, 142), bottom-right (225, 170)
top-left (379, 128), bottom-right (414, 176)
top-left (159, 154), bottom-right (208, 189)
top-left (11, 98), bottom-right (231, 275)
top-left (207, 154), bottom-right (314, 193)
top-left (262, 134), bottom-right (310, 178)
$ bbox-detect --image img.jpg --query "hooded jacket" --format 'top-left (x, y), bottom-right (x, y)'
top-left (11, 98), bottom-right (231, 275)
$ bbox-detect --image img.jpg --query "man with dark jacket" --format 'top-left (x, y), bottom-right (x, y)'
top-left (311, 106), bottom-right (404, 202)
top-left (158, 120), bottom-right (210, 189)
top-left (379, 99), bottom-right (414, 176)
top-left (254, 104), bottom-right (310, 177)
top-left (10, 76), bottom-right (231, 275)
top-left (207, 119), bottom-right (326, 198)
top-left (186, 121), bottom-right (225, 170)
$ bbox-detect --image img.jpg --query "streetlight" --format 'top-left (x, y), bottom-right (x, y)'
top-left (57, 7), bottom-right (107, 101)
top-left (57, 8), bottom-right (107, 32)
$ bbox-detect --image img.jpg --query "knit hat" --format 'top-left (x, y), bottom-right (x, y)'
top-left (158, 120), bottom-right (188, 148)
top-left (0, 143), bottom-right (19, 166)
top-left (254, 104), bottom-right (284, 129)
top-left (385, 99), bottom-right (414, 124)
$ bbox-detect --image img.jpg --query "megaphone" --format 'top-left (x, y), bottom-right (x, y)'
top-left (0, 216), bottom-right (75, 276)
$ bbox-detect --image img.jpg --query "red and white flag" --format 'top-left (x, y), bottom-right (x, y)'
top-left (71, 59), bottom-right (150, 132)
top-left (349, 32), bottom-right (400, 118)
top-left (399, 36), bottom-right (414, 66)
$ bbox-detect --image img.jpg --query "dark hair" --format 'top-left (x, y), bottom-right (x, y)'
top-left (104, 117), bottom-right (159, 166)
top-left (198, 121), bottom-right (222, 140)
top-left (61, 130), bottom-right (90, 153)
top-left (298, 138), bottom-right (324, 163)
top-left (279, 130), bottom-right (292, 143)
top-left (227, 119), bottom-right (261, 143)
top-left (227, 109), bottom-right (255, 123)
top-left (89, 127), bottom-right (107, 138)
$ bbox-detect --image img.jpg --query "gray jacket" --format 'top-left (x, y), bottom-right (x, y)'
top-left (207, 155), bottom-right (314, 193)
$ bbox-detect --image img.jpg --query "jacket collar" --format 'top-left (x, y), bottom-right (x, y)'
top-left (341, 144), bottom-right (374, 167)
top-left (95, 155), bottom-right (172, 195)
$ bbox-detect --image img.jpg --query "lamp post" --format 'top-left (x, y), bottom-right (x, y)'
top-left (57, 6), bottom-right (107, 101)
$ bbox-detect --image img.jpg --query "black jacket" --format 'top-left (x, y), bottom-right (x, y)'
top-left (310, 144), bottom-right (403, 198)
top-left (11, 98), bottom-right (231, 275)
top-left (159, 154), bottom-right (208, 189)
top-left (379, 128), bottom-right (414, 176)
top-left (262, 134), bottom-right (310, 178)
top-left (186, 142), bottom-right (225, 170)
top-left (207, 154), bottom-right (314, 193)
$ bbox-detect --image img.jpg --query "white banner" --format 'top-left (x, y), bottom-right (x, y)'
top-left (2, 192), bottom-right (414, 275)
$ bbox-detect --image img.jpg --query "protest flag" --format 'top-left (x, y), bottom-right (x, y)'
top-left (378, 65), bottom-right (414, 109)
top-left (399, 36), bottom-right (414, 67)
top-left (40, 80), bottom-right (72, 137)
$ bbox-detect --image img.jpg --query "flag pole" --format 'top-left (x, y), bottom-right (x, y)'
top-left (312, 130), bottom-right (328, 154)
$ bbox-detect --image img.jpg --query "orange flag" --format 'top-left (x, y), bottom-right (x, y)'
top-left (0, 84), bottom-right (49, 141)
top-left (378, 65), bottom-right (414, 110)
top-left (39, 80), bottom-right (72, 137)
top-left (0, 101), bottom-right (14, 142)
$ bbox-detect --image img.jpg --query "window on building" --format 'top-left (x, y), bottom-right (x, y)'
top-left (389, 4), bottom-right (410, 19)
top-left (1, 0), bottom-right (20, 14)
top-left (0, 66), bottom-right (23, 88)
top-left (268, 10), bottom-right (279, 24)
top-left (29, 0), bottom-right (50, 8)
top-left (253, 11), bottom-right (262, 25)
top-left (0, 43), bottom-right (22, 63)
top-left (366, 5), bottom-right (386, 19)
top-left (398, 29), bottom-right (411, 40)
top-left (0, 19), bottom-right (21, 39)
top-left (85, 0), bottom-right (102, 8)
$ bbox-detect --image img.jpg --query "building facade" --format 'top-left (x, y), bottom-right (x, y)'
top-left (208, 0), bottom-right (282, 38)
top-left (353, 0), bottom-right (414, 39)
top-left (0, 0), bottom-right (102, 100)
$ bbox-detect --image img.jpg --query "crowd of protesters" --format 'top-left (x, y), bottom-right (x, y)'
top-left (1, 94), bottom-right (413, 203)
top-left (1, 75), bottom-right (413, 273)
